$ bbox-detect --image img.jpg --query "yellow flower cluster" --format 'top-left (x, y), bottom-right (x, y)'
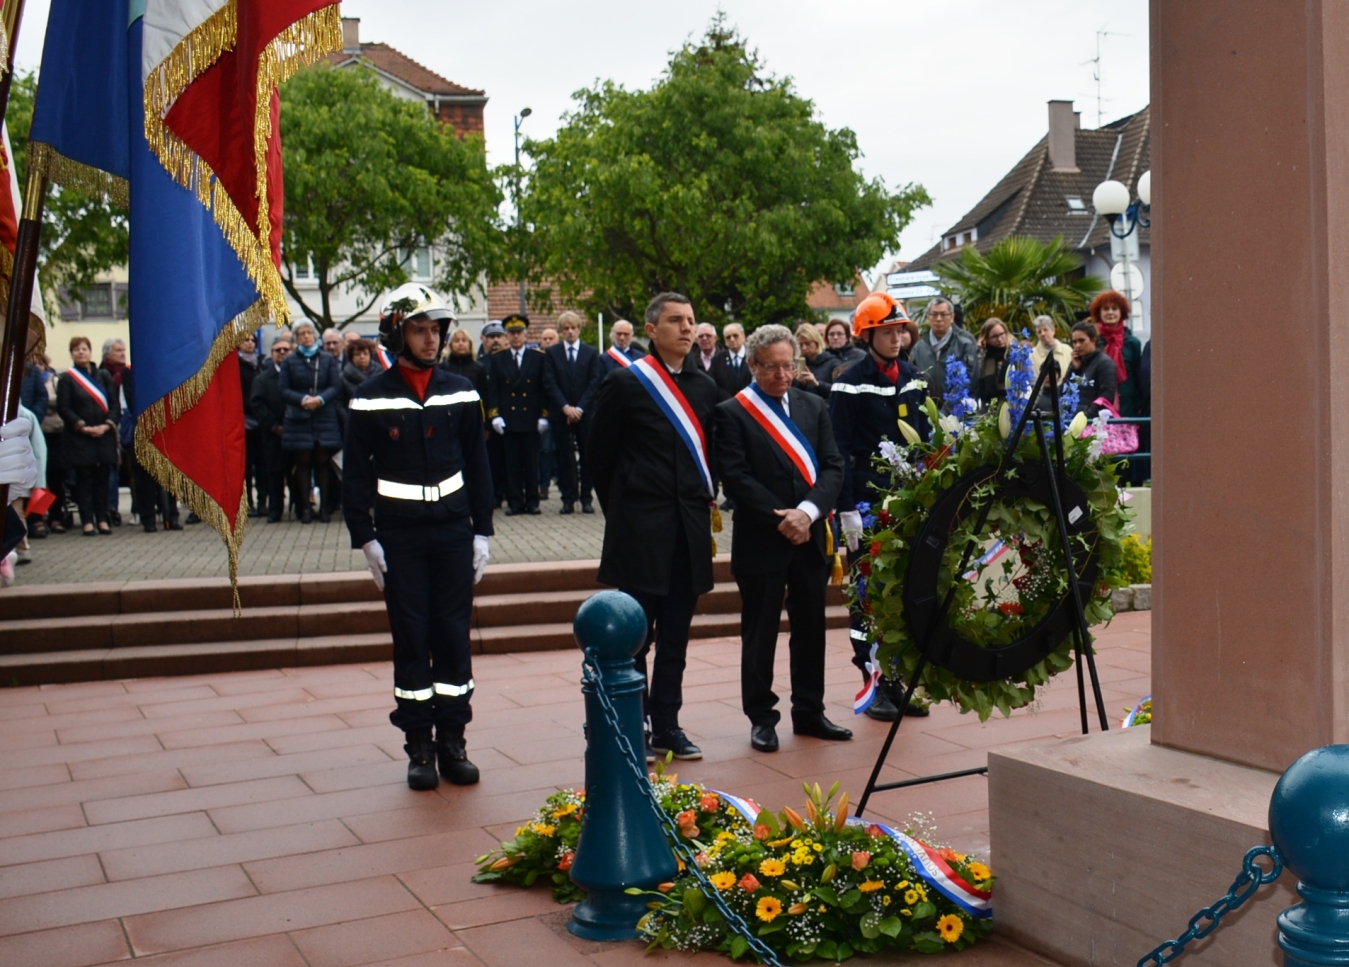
top-left (551, 803), bottom-right (579, 820)
top-left (709, 871), bottom-right (737, 891)
top-left (530, 823), bottom-right (556, 837)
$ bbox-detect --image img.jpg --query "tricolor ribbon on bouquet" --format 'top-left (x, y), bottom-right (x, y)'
top-left (848, 819), bottom-right (992, 919)
top-left (963, 540), bottom-right (1009, 582)
top-left (854, 641), bottom-right (881, 715)
top-left (709, 790), bottom-right (763, 825)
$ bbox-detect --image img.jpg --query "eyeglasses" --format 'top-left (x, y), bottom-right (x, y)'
top-left (751, 363), bottom-right (796, 375)
top-left (273, 345), bottom-right (292, 354)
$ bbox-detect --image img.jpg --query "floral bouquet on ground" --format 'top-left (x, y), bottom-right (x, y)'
top-left (635, 782), bottom-right (992, 961)
top-left (855, 345), bottom-right (1134, 722)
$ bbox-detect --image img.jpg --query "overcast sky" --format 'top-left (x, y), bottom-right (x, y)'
top-left (14, 0), bottom-right (1149, 280)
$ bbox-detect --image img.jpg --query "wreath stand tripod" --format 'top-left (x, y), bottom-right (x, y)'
top-left (855, 352), bottom-right (1112, 818)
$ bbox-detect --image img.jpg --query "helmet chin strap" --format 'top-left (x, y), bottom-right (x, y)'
top-left (865, 332), bottom-right (898, 364)
top-left (399, 324), bottom-right (438, 370)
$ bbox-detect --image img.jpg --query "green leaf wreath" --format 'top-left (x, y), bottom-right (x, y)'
top-left (852, 390), bottom-right (1135, 722)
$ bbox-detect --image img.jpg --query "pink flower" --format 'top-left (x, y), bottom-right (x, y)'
top-left (739, 873), bottom-right (760, 894)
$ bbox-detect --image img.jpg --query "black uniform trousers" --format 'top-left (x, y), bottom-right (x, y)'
top-left (383, 516), bottom-right (476, 735)
top-left (502, 430), bottom-right (540, 512)
top-left (624, 521), bottom-right (697, 736)
top-left (551, 414), bottom-right (593, 505)
top-left (259, 431), bottom-right (288, 518)
top-left (486, 432), bottom-right (507, 505)
top-left (133, 457), bottom-right (178, 526)
top-left (738, 544), bottom-right (829, 727)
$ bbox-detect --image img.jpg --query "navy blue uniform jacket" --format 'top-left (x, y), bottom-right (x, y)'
top-left (342, 365), bottom-right (494, 549)
top-left (829, 354), bottom-right (930, 513)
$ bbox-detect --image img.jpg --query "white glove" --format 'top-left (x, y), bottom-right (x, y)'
top-left (473, 535), bottom-right (490, 584)
top-left (0, 416), bottom-right (36, 490)
top-left (362, 539), bottom-right (387, 591)
top-left (491, 416), bottom-right (506, 435)
top-left (839, 510), bottom-right (863, 552)
top-left (537, 418), bottom-right (549, 435)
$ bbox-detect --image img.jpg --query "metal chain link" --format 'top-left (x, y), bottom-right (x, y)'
top-left (581, 653), bottom-right (785, 967)
top-left (1136, 845), bottom-right (1282, 967)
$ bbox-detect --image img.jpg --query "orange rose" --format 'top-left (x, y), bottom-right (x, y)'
top-left (753, 824), bottom-right (770, 840)
top-left (557, 851), bottom-right (574, 871)
top-left (699, 794), bottom-right (720, 812)
top-left (739, 873), bottom-right (760, 894)
top-left (851, 851), bottom-right (871, 871)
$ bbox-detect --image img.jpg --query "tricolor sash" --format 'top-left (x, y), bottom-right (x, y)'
top-left (734, 382), bottom-right (818, 486)
top-left (848, 819), bottom-right (992, 918)
top-left (376, 347), bottom-right (395, 371)
top-left (68, 368), bottom-right (108, 413)
top-left (606, 346), bottom-right (632, 368)
top-left (629, 355), bottom-right (714, 497)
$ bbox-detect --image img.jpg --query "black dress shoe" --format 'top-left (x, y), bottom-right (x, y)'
top-left (527, 506), bottom-right (542, 515)
top-left (404, 730), bottom-right (439, 791)
top-left (560, 502), bottom-right (574, 515)
top-left (299, 506), bottom-right (313, 524)
top-left (143, 522), bottom-right (157, 533)
top-left (581, 502), bottom-right (595, 514)
top-left (865, 689), bottom-right (899, 721)
top-left (792, 715), bottom-right (853, 741)
top-left (751, 724), bottom-right (779, 752)
top-left (109, 510), bottom-right (122, 527)
top-left (267, 513), bottom-right (282, 523)
top-left (318, 508), bottom-right (331, 524)
top-left (504, 507), bottom-right (520, 516)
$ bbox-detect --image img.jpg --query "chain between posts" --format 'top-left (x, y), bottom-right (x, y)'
top-left (1136, 846), bottom-right (1283, 967)
top-left (581, 651), bottom-right (785, 967)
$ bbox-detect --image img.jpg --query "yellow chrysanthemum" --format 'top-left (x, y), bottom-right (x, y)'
top-left (812, 843), bottom-right (824, 852)
top-left (882, 895), bottom-right (892, 906)
top-left (938, 914), bottom-right (964, 943)
top-left (759, 859), bottom-right (786, 877)
top-left (967, 862), bottom-right (992, 883)
top-left (709, 871), bottom-right (737, 891)
top-left (904, 889), bottom-right (920, 905)
top-left (897, 880), bottom-right (910, 889)
top-left (716, 831), bottom-right (736, 842)
top-left (858, 880), bottom-right (884, 893)
top-left (551, 803), bottom-right (578, 819)
top-left (531, 824), bottom-right (556, 837)
top-left (756, 896), bottom-right (782, 922)
top-left (900, 908), bottom-right (912, 917)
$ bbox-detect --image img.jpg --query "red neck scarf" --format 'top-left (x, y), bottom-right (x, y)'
top-left (1098, 322), bottom-right (1128, 383)
top-left (877, 357), bottom-right (899, 385)
top-left (398, 363), bottom-right (434, 401)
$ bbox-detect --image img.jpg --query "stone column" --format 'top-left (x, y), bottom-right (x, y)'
top-left (1151, 0), bottom-right (1349, 772)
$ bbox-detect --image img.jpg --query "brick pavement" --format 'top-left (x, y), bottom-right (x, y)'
top-left (0, 614), bottom-right (1152, 966)
top-left (15, 495), bottom-right (736, 585)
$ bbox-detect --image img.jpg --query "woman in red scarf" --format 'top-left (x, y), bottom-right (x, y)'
top-left (1088, 291), bottom-right (1143, 417)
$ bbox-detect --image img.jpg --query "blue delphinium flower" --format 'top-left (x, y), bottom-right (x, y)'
top-left (943, 356), bottom-right (978, 423)
top-left (1056, 375), bottom-right (1080, 431)
top-left (856, 577), bottom-right (868, 602)
top-left (1006, 340), bottom-right (1036, 430)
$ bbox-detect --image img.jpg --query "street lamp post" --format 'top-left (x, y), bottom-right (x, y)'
top-left (513, 107), bottom-right (532, 315)
top-left (1091, 172), bottom-right (1151, 327)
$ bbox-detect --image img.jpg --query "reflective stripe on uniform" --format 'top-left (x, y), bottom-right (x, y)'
top-left (376, 472), bottom-right (464, 502)
top-left (850, 628), bottom-right (869, 641)
top-left (424, 391), bottom-right (480, 407)
top-left (351, 397), bottom-right (421, 411)
top-left (830, 383), bottom-right (896, 396)
top-left (351, 391), bottom-right (480, 411)
top-left (434, 679), bottom-right (475, 697)
top-left (394, 685), bottom-right (435, 701)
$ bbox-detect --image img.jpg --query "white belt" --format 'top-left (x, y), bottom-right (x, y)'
top-left (377, 472), bottom-right (463, 502)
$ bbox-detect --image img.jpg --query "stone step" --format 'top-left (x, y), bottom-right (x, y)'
top-left (0, 606), bottom-right (853, 686)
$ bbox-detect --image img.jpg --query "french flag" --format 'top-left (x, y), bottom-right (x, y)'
top-left (29, 0), bottom-right (339, 591)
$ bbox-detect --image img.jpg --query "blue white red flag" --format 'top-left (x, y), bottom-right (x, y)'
top-left (963, 540), bottom-right (1009, 581)
top-left (853, 641), bottom-right (880, 715)
top-left (629, 355), bottom-right (714, 497)
top-left (29, 0), bottom-right (340, 588)
top-left (606, 346), bottom-right (632, 368)
top-left (847, 819), bottom-right (992, 918)
top-left (734, 382), bottom-right (817, 486)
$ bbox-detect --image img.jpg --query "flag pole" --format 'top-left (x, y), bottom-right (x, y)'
top-left (0, 0), bottom-right (34, 510)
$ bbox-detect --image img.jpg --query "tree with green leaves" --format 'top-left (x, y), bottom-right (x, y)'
top-left (279, 64), bottom-right (502, 328)
top-left (930, 235), bottom-right (1102, 334)
top-left (6, 70), bottom-right (129, 311)
top-left (518, 17), bottom-right (929, 330)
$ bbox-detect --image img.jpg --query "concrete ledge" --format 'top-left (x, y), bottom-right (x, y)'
top-left (989, 726), bottom-right (1293, 966)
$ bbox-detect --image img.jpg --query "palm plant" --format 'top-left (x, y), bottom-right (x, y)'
top-left (930, 235), bottom-right (1102, 334)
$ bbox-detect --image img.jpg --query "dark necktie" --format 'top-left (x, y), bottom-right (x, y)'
top-left (733, 355), bottom-right (741, 372)
top-left (568, 345), bottom-right (575, 365)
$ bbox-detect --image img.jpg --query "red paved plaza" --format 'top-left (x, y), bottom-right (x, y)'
top-left (0, 614), bottom-right (1150, 966)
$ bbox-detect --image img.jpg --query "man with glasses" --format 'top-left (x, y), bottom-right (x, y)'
top-left (909, 297), bottom-right (978, 407)
top-left (250, 334), bottom-right (294, 522)
top-left (709, 323), bottom-right (752, 402)
top-left (715, 324), bottom-right (847, 752)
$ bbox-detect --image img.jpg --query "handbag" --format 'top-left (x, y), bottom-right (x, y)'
top-left (1084, 397), bottom-right (1139, 454)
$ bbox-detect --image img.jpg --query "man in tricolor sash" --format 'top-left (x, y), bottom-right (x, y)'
top-left (830, 293), bottom-right (931, 720)
top-left (589, 293), bottom-right (718, 761)
top-left (599, 318), bottom-right (647, 374)
top-left (344, 284), bottom-right (494, 790)
top-left (715, 325), bottom-right (848, 753)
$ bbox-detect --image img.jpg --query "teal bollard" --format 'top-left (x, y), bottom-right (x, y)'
top-left (1269, 745), bottom-right (1349, 965)
top-left (567, 590), bottom-right (678, 942)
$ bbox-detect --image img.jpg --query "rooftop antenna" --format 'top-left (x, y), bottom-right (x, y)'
top-left (1081, 29), bottom-right (1128, 127)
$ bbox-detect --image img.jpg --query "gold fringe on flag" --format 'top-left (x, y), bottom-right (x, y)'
top-left (134, 299), bottom-right (267, 612)
top-left (251, 7), bottom-right (342, 255)
top-left (26, 141), bottom-right (129, 208)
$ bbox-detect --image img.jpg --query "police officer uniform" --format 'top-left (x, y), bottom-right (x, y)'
top-left (486, 313), bottom-right (549, 515)
top-left (343, 284), bottom-right (494, 789)
top-left (829, 293), bottom-right (930, 720)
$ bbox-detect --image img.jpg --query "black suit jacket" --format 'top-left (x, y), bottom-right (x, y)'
top-left (588, 355), bottom-right (719, 597)
top-left (708, 348), bottom-right (753, 402)
top-left (715, 388), bottom-right (844, 576)
top-left (543, 341), bottom-right (602, 414)
top-left (486, 347), bottom-right (548, 431)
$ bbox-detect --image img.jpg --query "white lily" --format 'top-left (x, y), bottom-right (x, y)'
top-left (896, 419), bottom-right (922, 446)
top-left (1067, 412), bottom-right (1089, 438)
top-left (938, 414), bottom-right (963, 438)
top-left (998, 403), bottom-right (1011, 440)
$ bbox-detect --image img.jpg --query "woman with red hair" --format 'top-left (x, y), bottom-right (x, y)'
top-left (1087, 291), bottom-right (1143, 416)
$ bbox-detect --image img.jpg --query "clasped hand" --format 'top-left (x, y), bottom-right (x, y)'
top-left (774, 508), bottom-right (811, 545)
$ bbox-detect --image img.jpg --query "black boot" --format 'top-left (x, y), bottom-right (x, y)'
top-left (404, 729), bottom-right (439, 790)
top-left (436, 730), bottom-right (480, 785)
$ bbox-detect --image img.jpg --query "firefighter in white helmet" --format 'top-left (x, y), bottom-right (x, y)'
top-left (343, 283), bottom-right (493, 789)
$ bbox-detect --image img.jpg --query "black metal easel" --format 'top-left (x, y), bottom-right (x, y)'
top-left (855, 352), bottom-right (1111, 818)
